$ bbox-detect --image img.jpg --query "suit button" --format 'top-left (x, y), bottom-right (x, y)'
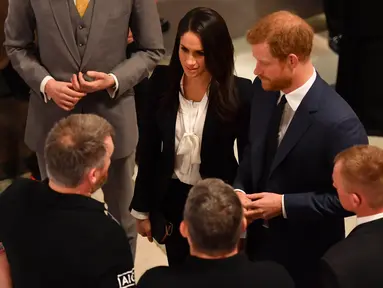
top-left (79, 43), bottom-right (83, 47)
top-left (79, 25), bottom-right (83, 30)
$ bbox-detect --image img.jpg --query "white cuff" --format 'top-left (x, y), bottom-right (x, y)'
top-left (282, 194), bottom-right (287, 218)
top-left (107, 73), bottom-right (119, 98)
top-left (40, 76), bottom-right (54, 103)
top-left (234, 189), bottom-right (246, 194)
top-left (131, 209), bottom-right (149, 220)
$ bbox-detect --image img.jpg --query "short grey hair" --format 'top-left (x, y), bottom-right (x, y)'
top-left (44, 114), bottom-right (115, 187)
top-left (183, 178), bottom-right (243, 256)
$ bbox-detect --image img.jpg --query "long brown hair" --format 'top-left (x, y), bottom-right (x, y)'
top-left (166, 7), bottom-right (239, 121)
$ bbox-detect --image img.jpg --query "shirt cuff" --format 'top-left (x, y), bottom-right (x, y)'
top-left (282, 194), bottom-right (287, 218)
top-left (107, 73), bottom-right (119, 98)
top-left (40, 76), bottom-right (54, 103)
top-left (131, 209), bottom-right (149, 220)
top-left (234, 189), bottom-right (246, 194)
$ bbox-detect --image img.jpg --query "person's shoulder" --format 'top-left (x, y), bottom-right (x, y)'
top-left (234, 76), bottom-right (252, 100)
top-left (246, 260), bottom-right (295, 288)
top-left (0, 178), bottom-right (43, 205)
top-left (137, 266), bottom-right (171, 287)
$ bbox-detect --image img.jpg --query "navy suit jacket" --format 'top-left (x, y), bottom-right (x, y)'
top-left (234, 74), bottom-right (368, 278)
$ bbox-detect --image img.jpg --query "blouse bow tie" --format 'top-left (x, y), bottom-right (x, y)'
top-left (176, 132), bottom-right (201, 175)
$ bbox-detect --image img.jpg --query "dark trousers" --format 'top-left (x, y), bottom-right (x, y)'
top-left (162, 179), bottom-right (192, 266)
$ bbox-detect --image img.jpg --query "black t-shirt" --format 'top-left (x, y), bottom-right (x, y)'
top-left (137, 254), bottom-right (295, 288)
top-left (0, 178), bottom-right (135, 288)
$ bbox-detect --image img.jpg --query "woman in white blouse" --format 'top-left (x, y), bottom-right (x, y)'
top-left (131, 7), bottom-right (253, 266)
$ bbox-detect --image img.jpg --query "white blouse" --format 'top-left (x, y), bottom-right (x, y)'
top-left (173, 82), bottom-right (209, 185)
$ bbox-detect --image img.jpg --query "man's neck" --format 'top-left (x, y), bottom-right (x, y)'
top-left (48, 180), bottom-right (91, 197)
top-left (190, 248), bottom-right (238, 260)
top-left (356, 208), bottom-right (383, 218)
top-left (282, 61), bottom-right (314, 94)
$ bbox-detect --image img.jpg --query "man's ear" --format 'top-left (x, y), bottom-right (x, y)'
top-left (180, 221), bottom-right (188, 239)
top-left (241, 216), bottom-right (247, 233)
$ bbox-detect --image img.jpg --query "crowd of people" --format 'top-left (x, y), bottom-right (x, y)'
top-left (0, 1), bottom-right (382, 288)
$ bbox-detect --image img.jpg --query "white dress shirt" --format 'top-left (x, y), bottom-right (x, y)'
top-left (131, 77), bottom-right (210, 220)
top-left (236, 68), bottom-right (317, 219)
top-left (356, 212), bottom-right (383, 227)
top-left (40, 0), bottom-right (119, 102)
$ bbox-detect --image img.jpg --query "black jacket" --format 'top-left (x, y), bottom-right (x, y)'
top-left (321, 218), bottom-right (383, 288)
top-left (131, 65), bottom-right (253, 213)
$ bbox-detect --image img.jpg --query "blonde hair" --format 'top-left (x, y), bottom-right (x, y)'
top-left (335, 145), bottom-right (383, 208)
top-left (246, 10), bottom-right (313, 62)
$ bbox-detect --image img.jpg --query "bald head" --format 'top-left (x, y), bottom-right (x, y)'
top-left (247, 10), bottom-right (314, 62)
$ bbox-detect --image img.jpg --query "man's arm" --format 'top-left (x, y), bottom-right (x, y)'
top-left (284, 116), bottom-right (368, 220)
top-left (110, 0), bottom-right (165, 97)
top-left (4, 0), bottom-right (51, 95)
top-left (0, 246), bottom-right (12, 288)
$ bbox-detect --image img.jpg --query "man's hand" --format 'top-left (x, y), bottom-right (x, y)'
top-left (244, 192), bottom-right (283, 223)
top-left (72, 71), bottom-right (115, 94)
top-left (136, 219), bottom-right (153, 243)
top-left (236, 191), bottom-right (251, 206)
top-left (127, 29), bottom-right (134, 44)
top-left (45, 79), bottom-right (86, 111)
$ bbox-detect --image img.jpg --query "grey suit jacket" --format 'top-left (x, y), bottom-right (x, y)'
top-left (4, 0), bottom-right (165, 159)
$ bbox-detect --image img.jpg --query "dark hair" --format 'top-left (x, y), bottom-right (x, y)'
top-left (167, 7), bottom-right (239, 121)
top-left (184, 178), bottom-right (243, 256)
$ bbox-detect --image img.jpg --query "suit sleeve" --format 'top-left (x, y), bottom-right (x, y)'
top-left (236, 78), bottom-right (253, 163)
top-left (130, 67), bottom-right (163, 213)
top-left (4, 0), bottom-right (50, 95)
top-left (284, 116), bottom-right (368, 220)
top-left (233, 79), bottom-right (260, 193)
top-left (111, 0), bottom-right (165, 96)
top-left (319, 259), bottom-right (341, 288)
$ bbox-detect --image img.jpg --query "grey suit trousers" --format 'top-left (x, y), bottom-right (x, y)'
top-left (37, 151), bottom-right (138, 260)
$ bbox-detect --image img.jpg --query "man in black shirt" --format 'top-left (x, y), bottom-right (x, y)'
top-left (0, 114), bottom-right (135, 288)
top-left (137, 179), bottom-right (294, 288)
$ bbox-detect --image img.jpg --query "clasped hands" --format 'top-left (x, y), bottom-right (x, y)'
top-left (236, 191), bottom-right (283, 224)
top-left (45, 71), bottom-right (115, 111)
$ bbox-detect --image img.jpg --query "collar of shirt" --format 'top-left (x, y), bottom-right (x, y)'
top-left (180, 74), bottom-right (210, 102)
top-left (279, 68), bottom-right (317, 111)
top-left (356, 212), bottom-right (383, 227)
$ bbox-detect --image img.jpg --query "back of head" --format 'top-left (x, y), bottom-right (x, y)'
top-left (183, 178), bottom-right (243, 256)
top-left (44, 114), bottom-right (114, 188)
top-left (247, 10), bottom-right (314, 62)
top-left (335, 145), bottom-right (383, 210)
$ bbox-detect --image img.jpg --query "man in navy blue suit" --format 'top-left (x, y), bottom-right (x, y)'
top-left (234, 11), bottom-right (368, 288)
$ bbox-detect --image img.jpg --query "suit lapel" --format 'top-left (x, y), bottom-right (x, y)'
top-left (200, 102), bottom-right (219, 164)
top-left (270, 107), bottom-right (312, 174)
top-left (251, 90), bottom-right (279, 184)
top-left (80, 0), bottom-right (109, 69)
top-left (49, 0), bottom-right (81, 66)
top-left (269, 76), bottom-right (322, 175)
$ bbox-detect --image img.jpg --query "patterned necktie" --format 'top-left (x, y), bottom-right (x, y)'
top-left (76, 0), bottom-right (89, 17)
